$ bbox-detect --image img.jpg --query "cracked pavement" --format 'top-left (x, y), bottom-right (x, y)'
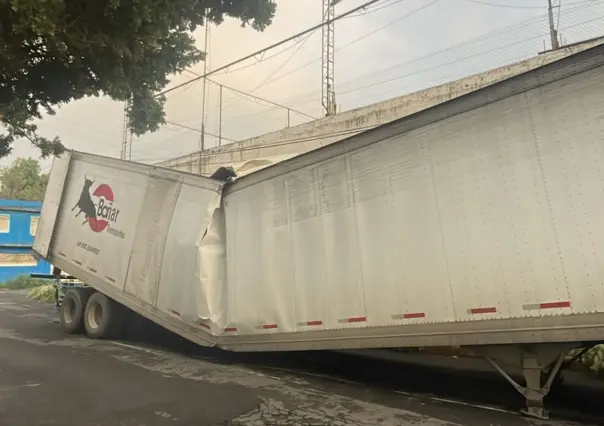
top-left (0, 290), bottom-right (598, 425)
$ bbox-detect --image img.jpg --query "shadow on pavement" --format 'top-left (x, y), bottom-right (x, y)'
top-left (118, 311), bottom-right (604, 424)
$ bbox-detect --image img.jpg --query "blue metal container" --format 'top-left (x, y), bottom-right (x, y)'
top-left (0, 198), bottom-right (52, 284)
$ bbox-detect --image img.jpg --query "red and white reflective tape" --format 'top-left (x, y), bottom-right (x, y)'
top-left (338, 316), bottom-right (367, 324)
top-left (255, 323), bottom-right (278, 330)
top-left (168, 308), bottom-right (181, 317)
top-left (297, 320), bottom-right (323, 327)
top-left (467, 307), bottom-right (497, 315)
top-left (523, 301), bottom-right (571, 311)
top-left (391, 312), bottom-right (426, 320)
top-left (197, 322), bottom-right (211, 330)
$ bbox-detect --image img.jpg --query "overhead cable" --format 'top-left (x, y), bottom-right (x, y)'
top-left (155, 0), bottom-right (385, 98)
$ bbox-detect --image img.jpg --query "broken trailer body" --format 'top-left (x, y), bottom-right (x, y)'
top-left (33, 44), bottom-right (604, 419)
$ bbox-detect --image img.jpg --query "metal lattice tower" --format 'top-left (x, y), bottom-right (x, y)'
top-left (120, 99), bottom-right (133, 161)
top-left (547, 0), bottom-right (561, 50)
top-left (120, 100), bottom-right (129, 160)
top-left (322, 0), bottom-right (337, 116)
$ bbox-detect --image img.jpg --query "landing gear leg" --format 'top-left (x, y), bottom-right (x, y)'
top-left (471, 343), bottom-right (574, 420)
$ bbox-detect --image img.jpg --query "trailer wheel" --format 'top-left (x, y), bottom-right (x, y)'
top-left (59, 289), bottom-right (91, 334)
top-left (84, 292), bottom-right (124, 339)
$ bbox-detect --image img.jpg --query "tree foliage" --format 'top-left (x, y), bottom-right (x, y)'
top-left (0, 157), bottom-right (48, 201)
top-left (0, 0), bottom-right (277, 158)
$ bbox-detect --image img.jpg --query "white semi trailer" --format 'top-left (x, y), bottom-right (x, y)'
top-left (33, 43), bottom-right (604, 419)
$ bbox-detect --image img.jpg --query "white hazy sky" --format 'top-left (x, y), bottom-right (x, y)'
top-left (3, 0), bottom-right (603, 171)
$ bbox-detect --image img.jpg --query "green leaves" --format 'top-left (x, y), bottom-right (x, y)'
top-left (128, 92), bottom-right (167, 136)
top-left (0, 157), bottom-right (49, 201)
top-left (569, 345), bottom-right (604, 373)
top-left (0, 0), bottom-right (277, 158)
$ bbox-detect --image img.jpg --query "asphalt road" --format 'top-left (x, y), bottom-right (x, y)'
top-left (0, 289), bottom-right (599, 426)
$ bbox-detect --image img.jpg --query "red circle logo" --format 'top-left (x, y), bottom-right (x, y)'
top-left (88, 184), bottom-right (114, 233)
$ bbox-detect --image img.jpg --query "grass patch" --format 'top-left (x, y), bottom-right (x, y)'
top-left (0, 275), bottom-right (56, 302)
top-left (570, 345), bottom-right (604, 373)
top-left (1, 275), bottom-right (49, 290)
top-left (27, 284), bottom-right (56, 302)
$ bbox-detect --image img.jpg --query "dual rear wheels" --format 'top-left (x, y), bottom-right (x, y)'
top-left (59, 289), bottom-right (124, 339)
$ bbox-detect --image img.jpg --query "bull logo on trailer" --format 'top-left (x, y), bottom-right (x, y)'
top-left (72, 175), bottom-right (121, 233)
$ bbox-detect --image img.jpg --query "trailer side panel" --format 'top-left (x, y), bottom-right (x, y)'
top-left (218, 45), bottom-right (604, 349)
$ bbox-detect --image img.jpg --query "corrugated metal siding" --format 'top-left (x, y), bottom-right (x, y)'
top-left (0, 199), bottom-right (52, 283)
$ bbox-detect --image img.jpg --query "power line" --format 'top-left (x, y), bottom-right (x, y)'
top-left (268, 0), bottom-right (603, 107)
top-left (215, 14), bottom-right (599, 121)
top-left (220, 105), bottom-right (290, 124)
top-left (177, 69), bottom-right (318, 121)
top-left (338, 0), bottom-right (442, 53)
top-left (134, 13), bottom-right (597, 168)
top-left (171, 27), bottom-right (317, 85)
top-left (465, 0), bottom-right (551, 8)
top-left (164, 120), bottom-right (237, 142)
top-left (236, 0), bottom-right (410, 104)
top-left (171, 9), bottom-right (599, 134)
top-left (248, 31), bottom-right (317, 96)
top-left (286, 20), bottom-right (600, 107)
top-left (216, 31), bottom-right (318, 111)
top-left (154, 13), bottom-right (604, 157)
top-left (238, 0), bottom-right (443, 94)
top-left (157, 0), bottom-right (433, 125)
top-left (233, 0), bottom-right (600, 102)
top-left (334, 11), bottom-right (604, 97)
top-left (464, 0), bottom-right (594, 8)
top-left (138, 1), bottom-right (603, 164)
top-left (210, 34), bottom-right (315, 76)
top-left (339, 38), bottom-right (562, 95)
top-left (156, 0), bottom-right (384, 98)
top-left (205, 79), bottom-right (317, 120)
top-left (130, 126), bottom-right (200, 157)
top-left (345, 0), bottom-right (408, 17)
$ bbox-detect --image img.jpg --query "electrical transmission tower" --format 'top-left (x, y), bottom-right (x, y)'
top-left (548, 0), bottom-right (561, 50)
top-left (120, 100), bottom-right (132, 161)
top-left (322, 0), bottom-right (338, 116)
top-left (198, 20), bottom-right (211, 174)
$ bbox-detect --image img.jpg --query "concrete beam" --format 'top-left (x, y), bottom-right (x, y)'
top-left (157, 37), bottom-right (604, 176)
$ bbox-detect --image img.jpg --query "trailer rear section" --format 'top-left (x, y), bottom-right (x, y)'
top-left (217, 45), bottom-right (604, 349)
top-left (213, 44), bottom-right (604, 418)
top-left (33, 152), bottom-right (226, 345)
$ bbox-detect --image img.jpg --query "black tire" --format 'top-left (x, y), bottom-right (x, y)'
top-left (59, 289), bottom-right (92, 334)
top-left (83, 292), bottom-right (125, 339)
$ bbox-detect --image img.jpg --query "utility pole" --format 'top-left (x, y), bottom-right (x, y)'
top-left (547, 0), bottom-right (560, 50)
top-left (322, 0), bottom-right (341, 117)
top-left (199, 19), bottom-right (210, 174)
top-left (218, 84), bottom-right (223, 147)
top-left (120, 100), bottom-right (129, 160)
top-left (127, 130), bottom-right (132, 161)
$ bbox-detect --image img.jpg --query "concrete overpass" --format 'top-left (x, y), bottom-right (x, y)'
top-left (157, 37), bottom-right (604, 176)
